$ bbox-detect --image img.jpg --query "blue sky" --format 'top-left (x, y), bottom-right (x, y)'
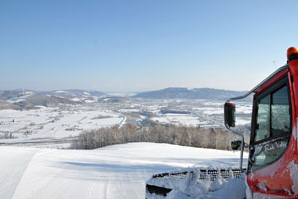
top-left (0, 0), bottom-right (298, 92)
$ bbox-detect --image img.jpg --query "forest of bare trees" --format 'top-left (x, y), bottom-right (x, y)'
top-left (72, 121), bottom-right (246, 150)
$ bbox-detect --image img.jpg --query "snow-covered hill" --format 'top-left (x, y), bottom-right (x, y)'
top-left (0, 89), bottom-right (107, 110)
top-left (0, 143), bottom-right (247, 199)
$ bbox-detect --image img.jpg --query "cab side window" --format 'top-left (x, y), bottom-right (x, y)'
top-left (251, 78), bottom-right (291, 171)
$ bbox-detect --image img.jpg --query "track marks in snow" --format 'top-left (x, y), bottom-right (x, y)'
top-left (0, 147), bottom-right (38, 199)
top-left (1, 143), bottom-right (247, 199)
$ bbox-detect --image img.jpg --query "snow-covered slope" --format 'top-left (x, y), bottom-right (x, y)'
top-left (0, 143), bottom-right (247, 199)
top-left (0, 147), bottom-right (38, 199)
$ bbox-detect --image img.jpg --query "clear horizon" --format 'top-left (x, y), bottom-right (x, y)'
top-left (0, 86), bottom-right (250, 93)
top-left (1, 1), bottom-right (298, 92)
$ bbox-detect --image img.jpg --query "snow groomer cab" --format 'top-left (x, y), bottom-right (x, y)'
top-left (225, 47), bottom-right (298, 198)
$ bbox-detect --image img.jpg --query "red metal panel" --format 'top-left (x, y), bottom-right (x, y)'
top-left (254, 68), bottom-right (288, 96)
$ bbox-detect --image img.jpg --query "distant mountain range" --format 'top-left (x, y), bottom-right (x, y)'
top-left (0, 87), bottom-right (251, 110)
top-left (39, 89), bottom-right (105, 99)
top-left (0, 89), bottom-right (106, 110)
top-left (133, 87), bottom-right (250, 101)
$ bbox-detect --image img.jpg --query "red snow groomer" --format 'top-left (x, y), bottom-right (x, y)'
top-left (146, 47), bottom-right (298, 198)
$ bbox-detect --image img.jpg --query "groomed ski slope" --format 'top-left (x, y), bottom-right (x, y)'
top-left (0, 143), bottom-right (247, 199)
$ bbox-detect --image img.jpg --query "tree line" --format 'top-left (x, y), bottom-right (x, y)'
top-left (72, 121), bottom-right (247, 150)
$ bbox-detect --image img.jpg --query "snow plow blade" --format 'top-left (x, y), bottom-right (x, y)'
top-left (146, 167), bottom-right (246, 198)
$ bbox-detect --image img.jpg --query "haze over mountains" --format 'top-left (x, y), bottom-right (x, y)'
top-left (0, 87), bottom-right (250, 110)
top-left (134, 87), bottom-right (249, 100)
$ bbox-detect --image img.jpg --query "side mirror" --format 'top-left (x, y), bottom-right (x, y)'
top-left (224, 102), bottom-right (235, 128)
top-left (231, 139), bottom-right (242, 150)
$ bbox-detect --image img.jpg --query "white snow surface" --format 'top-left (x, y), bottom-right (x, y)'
top-left (151, 114), bottom-right (201, 127)
top-left (0, 143), bottom-right (248, 199)
top-left (164, 177), bottom-right (246, 199)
